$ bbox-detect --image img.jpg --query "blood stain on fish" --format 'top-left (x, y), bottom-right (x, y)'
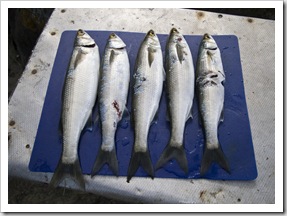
top-left (112, 100), bottom-right (122, 118)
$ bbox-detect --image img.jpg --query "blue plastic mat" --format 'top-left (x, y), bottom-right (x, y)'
top-left (29, 30), bottom-right (257, 180)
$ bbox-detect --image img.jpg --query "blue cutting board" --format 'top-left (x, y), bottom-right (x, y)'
top-left (29, 30), bottom-right (258, 180)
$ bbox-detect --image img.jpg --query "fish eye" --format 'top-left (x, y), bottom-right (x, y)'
top-left (204, 33), bottom-right (210, 39)
top-left (148, 30), bottom-right (155, 36)
top-left (77, 29), bottom-right (85, 36)
top-left (171, 28), bottom-right (178, 33)
top-left (109, 33), bottom-right (116, 39)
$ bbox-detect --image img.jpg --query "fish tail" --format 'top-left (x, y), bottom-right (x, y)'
top-left (50, 158), bottom-right (85, 190)
top-left (91, 147), bottom-right (119, 177)
top-left (127, 150), bottom-right (154, 183)
top-left (155, 142), bottom-right (188, 174)
top-left (200, 144), bottom-right (230, 175)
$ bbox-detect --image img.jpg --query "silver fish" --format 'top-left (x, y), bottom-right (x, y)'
top-left (50, 29), bottom-right (100, 189)
top-left (127, 30), bottom-right (165, 182)
top-left (156, 28), bottom-right (194, 174)
top-left (196, 33), bottom-right (230, 175)
top-left (91, 33), bottom-right (130, 177)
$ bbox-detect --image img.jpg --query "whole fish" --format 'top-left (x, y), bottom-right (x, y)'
top-left (156, 28), bottom-right (194, 174)
top-left (127, 30), bottom-right (165, 182)
top-left (91, 33), bottom-right (130, 177)
top-left (196, 33), bottom-right (230, 175)
top-left (50, 29), bottom-right (100, 189)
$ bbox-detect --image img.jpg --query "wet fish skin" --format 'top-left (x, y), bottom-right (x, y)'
top-left (127, 30), bottom-right (165, 182)
top-left (50, 29), bottom-right (100, 190)
top-left (91, 33), bottom-right (130, 177)
top-left (156, 28), bottom-right (194, 174)
top-left (196, 33), bottom-right (230, 175)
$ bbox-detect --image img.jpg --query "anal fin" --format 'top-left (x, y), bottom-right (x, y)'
top-left (220, 109), bottom-right (224, 122)
top-left (122, 106), bottom-right (130, 121)
top-left (84, 111), bottom-right (94, 132)
top-left (186, 109), bottom-right (193, 121)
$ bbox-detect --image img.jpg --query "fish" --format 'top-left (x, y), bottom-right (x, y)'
top-left (91, 33), bottom-right (130, 177)
top-left (196, 33), bottom-right (230, 175)
top-left (155, 28), bottom-right (194, 174)
top-left (50, 29), bottom-right (100, 189)
top-left (127, 30), bottom-right (165, 182)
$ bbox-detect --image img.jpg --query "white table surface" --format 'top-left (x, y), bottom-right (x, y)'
top-left (8, 8), bottom-right (275, 204)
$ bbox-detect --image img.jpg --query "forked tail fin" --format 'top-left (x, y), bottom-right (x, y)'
top-left (155, 144), bottom-right (188, 174)
top-left (200, 145), bottom-right (230, 175)
top-left (127, 150), bottom-right (154, 183)
top-left (91, 147), bottom-right (119, 177)
top-left (50, 158), bottom-right (85, 190)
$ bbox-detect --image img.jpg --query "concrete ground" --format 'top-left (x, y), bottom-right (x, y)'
top-left (8, 8), bottom-right (275, 204)
top-left (8, 177), bottom-right (127, 204)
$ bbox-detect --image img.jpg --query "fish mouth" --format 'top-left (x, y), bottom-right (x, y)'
top-left (82, 43), bottom-right (96, 48)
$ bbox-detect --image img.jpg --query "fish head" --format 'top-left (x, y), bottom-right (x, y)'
top-left (145, 29), bottom-right (160, 47)
top-left (75, 29), bottom-right (96, 47)
top-left (201, 33), bottom-right (218, 50)
top-left (169, 28), bottom-right (187, 47)
top-left (108, 33), bottom-right (126, 49)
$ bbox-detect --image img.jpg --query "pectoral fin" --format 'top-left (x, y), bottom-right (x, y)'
top-left (206, 50), bottom-right (215, 63)
top-left (74, 49), bottom-right (87, 69)
top-left (148, 47), bottom-right (155, 67)
top-left (109, 50), bottom-right (116, 64)
top-left (176, 44), bottom-right (184, 64)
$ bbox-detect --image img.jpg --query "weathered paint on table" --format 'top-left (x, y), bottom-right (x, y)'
top-left (8, 8), bottom-right (275, 204)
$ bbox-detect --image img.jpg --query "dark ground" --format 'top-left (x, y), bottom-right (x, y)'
top-left (8, 8), bottom-right (275, 204)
